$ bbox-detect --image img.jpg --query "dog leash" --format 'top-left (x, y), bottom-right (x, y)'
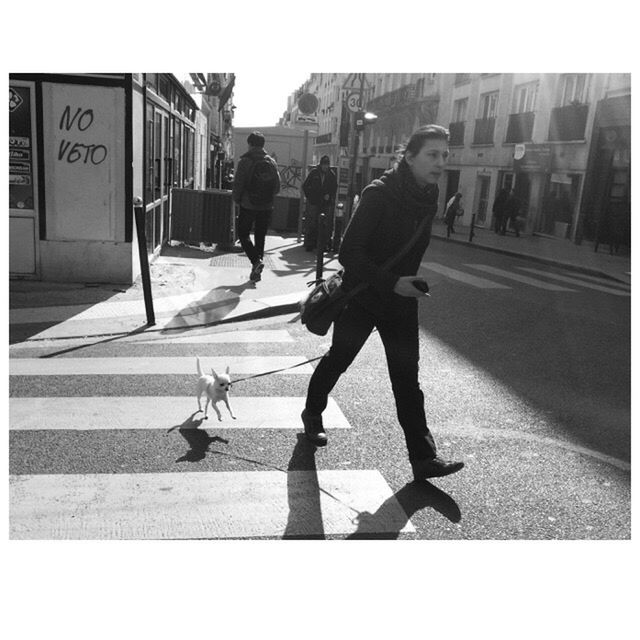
top-left (231, 354), bottom-right (326, 385)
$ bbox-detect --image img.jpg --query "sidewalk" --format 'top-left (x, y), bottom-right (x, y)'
top-left (430, 218), bottom-right (631, 285)
top-left (9, 225), bottom-right (631, 341)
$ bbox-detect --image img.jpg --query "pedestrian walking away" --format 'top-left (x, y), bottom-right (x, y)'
top-left (444, 192), bottom-right (463, 239)
top-left (302, 155), bottom-right (338, 251)
top-left (232, 131), bottom-right (281, 282)
top-left (492, 188), bottom-right (509, 234)
top-left (301, 124), bottom-right (464, 481)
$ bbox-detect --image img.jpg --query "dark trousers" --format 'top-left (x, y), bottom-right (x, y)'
top-left (238, 207), bottom-right (271, 264)
top-left (305, 299), bottom-right (437, 462)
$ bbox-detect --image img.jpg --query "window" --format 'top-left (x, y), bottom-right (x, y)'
top-left (560, 74), bottom-right (588, 105)
top-left (453, 97), bottom-right (468, 122)
top-left (513, 82), bottom-right (538, 113)
top-left (479, 92), bottom-right (499, 119)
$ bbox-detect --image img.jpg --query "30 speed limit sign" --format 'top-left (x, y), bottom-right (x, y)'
top-left (346, 92), bottom-right (361, 112)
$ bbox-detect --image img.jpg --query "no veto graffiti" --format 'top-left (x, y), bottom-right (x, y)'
top-left (57, 105), bottom-right (108, 165)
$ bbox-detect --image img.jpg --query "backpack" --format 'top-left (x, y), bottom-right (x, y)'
top-left (246, 157), bottom-right (279, 206)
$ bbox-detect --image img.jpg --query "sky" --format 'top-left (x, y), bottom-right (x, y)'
top-left (231, 70), bottom-right (310, 128)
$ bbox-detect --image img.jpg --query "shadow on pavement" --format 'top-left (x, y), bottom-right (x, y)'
top-left (346, 481), bottom-right (461, 540)
top-left (169, 412), bottom-right (230, 463)
top-left (283, 433), bottom-right (325, 539)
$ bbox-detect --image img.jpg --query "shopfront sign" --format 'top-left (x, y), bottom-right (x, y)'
top-left (513, 143), bottom-right (552, 173)
top-left (9, 86), bottom-right (34, 209)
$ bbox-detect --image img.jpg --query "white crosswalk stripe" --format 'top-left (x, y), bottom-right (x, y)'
top-left (420, 261), bottom-right (511, 289)
top-left (10, 356), bottom-right (314, 376)
top-left (10, 397), bottom-right (350, 431)
top-left (9, 324), bottom-right (415, 540)
top-left (9, 470), bottom-right (413, 539)
top-left (465, 264), bottom-right (576, 291)
top-left (517, 267), bottom-right (631, 297)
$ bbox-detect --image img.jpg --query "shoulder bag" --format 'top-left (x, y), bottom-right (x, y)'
top-left (300, 214), bottom-right (432, 336)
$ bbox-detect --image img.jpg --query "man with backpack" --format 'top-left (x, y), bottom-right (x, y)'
top-left (232, 131), bottom-right (281, 282)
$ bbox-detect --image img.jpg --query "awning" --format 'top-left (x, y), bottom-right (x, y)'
top-left (217, 74), bottom-right (236, 112)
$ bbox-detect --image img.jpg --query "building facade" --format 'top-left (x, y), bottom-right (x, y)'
top-left (9, 72), bottom-right (235, 283)
top-left (278, 72), bottom-right (631, 247)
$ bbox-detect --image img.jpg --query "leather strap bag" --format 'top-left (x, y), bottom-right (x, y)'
top-left (300, 214), bottom-right (432, 336)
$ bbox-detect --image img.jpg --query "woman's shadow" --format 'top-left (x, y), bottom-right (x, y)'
top-left (281, 432), bottom-right (461, 539)
top-left (168, 412), bottom-right (229, 463)
top-left (346, 481), bottom-right (462, 539)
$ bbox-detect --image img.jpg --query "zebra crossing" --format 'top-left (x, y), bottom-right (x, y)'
top-left (420, 260), bottom-right (630, 296)
top-left (9, 327), bottom-right (413, 540)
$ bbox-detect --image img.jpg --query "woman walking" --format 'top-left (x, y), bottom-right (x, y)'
top-left (301, 125), bottom-right (464, 481)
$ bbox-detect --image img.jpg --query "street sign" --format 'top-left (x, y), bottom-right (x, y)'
top-left (346, 92), bottom-right (361, 113)
top-left (297, 92), bottom-right (318, 115)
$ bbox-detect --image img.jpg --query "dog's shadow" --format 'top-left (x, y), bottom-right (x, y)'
top-left (168, 412), bottom-right (230, 463)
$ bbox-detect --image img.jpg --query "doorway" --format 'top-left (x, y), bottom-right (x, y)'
top-left (473, 175), bottom-right (491, 226)
top-left (444, 170), bottom-right (461, 217)
top-left (145, 104), bottom-right (170, 255)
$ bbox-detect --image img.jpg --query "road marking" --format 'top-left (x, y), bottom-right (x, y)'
top-left (9, 470), bottom-right (414, 539)
top-left (9, 356), bottom-right (314, 376)
top-left (135, 330), bottom-right (295, 344)
top-left (9, 329), bottom-right (295, 350)
top-left (517, 267), bottom-right (631, 297)
top-left (10, 397), bottom-right (350, 431)
top-left (420, 262), bottom-right (511, 289)
top-left (551, 270), bottom-right (630, 289)
top-left (465, 264), bottom-right (576, 291)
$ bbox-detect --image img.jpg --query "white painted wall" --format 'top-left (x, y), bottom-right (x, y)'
top-left (42, 83), bottom-right (126, 242)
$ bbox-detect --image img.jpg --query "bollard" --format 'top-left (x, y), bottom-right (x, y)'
top-left (133, 196), bottom-right (156, 326)
top-left (315, 213), bottom-right (326, 282)
top-left (468, 213), bottom-right (476, 243)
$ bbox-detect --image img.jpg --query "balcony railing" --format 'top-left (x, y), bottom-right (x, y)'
top-left (548, 103), bottom-right (588, 141)
top-left (473, 117), bottom-right (495, 144)
top-left (367, 84), bottom-right (417, 112)
top-left (505, 111), bottom-right (535, 143)
top-left (448, 121), bottom-right (465, 146)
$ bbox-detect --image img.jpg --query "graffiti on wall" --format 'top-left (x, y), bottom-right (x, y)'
top-left (57, 106), bottom-right (108, 165)
top-left (278, 162), bottom-right (303, 195)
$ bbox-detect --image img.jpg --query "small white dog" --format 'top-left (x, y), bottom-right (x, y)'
top-left (196, 357), bottom-right (236, 421)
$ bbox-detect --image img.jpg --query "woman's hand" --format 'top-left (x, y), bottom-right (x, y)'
top-left (393, 276), bottom-right (430, 298)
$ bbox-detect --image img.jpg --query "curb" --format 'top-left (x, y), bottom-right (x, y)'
top-left (430, 233), bottom-right (630, 284)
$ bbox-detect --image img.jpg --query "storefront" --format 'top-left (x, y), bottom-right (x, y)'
top-left (580, 94), bottom-right (631, 248)
top-left (9, 73), bottom-right (198, 283)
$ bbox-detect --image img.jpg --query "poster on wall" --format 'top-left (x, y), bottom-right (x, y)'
top-left (9, 85), bottom-right (34, 211)
top-left (42, 83), bottom-right (125, 241)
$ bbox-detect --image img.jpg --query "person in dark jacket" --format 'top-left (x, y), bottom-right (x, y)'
top-left (444, 192), bottom-right (462, 238)
top-left (492, 188), bottom-right (509, 234)
top-left (504, 190), bottom-right (521, 237)
top-left (302, 155), bottom-right (338, 251)
top-left (300, 125), bottom-right (465, 482)
top-left (232, 131), bottom-right (281, 282)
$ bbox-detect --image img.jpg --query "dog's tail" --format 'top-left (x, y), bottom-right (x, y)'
top-left (196, 356), bottom-right (203, 377)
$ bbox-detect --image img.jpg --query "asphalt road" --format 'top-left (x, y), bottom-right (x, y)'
top-left (9, 240), bottom-right (631, 540)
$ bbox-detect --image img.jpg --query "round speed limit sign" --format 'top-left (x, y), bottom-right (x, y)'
top-left (346, 93), bottom-right (361, 112)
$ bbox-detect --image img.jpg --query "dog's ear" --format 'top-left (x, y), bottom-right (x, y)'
top-left (211, 368), bottom-right (218, 378)
top-left (225, 365), bottom-right (230, 375)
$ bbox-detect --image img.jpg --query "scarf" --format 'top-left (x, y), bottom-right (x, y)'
top-left (369, 159), bottom-right (439, 219)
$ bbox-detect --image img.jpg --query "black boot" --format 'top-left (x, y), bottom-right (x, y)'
top-left (301, 409), bottom-right (327, 446)
top-left (411, 457), bottom-right (464, 481)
